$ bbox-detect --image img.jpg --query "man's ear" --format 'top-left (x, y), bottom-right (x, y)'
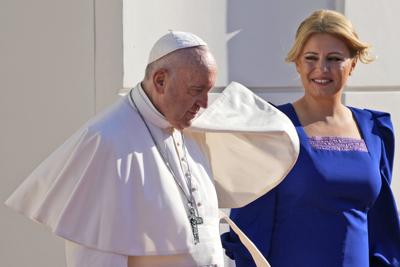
top-left (153, 69), bottom-right (168, 93)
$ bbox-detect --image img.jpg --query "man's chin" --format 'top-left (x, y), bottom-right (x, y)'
top-left (182, 121), bottom-right (192, 130)
top-left (178, 120), bottom-right (193, 130)
top-left (170, 120), bottom-right (191, 130)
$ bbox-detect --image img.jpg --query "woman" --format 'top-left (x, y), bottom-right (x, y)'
top-left (222, 9), bottom-right (400, 267)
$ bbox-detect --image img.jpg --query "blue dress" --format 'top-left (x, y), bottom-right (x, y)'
top-left (221, 103), bottom-right (400, 267)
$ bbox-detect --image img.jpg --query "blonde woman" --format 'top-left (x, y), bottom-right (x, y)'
top-left (222, 10), bottom-right (400, 267)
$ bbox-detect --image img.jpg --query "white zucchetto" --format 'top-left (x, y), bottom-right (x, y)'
top-left (148, 31), bottom-right (207, 64)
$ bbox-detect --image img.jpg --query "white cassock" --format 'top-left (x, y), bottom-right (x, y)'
top-left (5, 82), bottom-right (299, 267)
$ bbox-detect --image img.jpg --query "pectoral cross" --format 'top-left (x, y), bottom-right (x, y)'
top-left (188, 206), bottom-right (203, 244)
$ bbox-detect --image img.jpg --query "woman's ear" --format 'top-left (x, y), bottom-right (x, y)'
top-left (295, 60), bottom-right (301, 74)
top-left (349, 58), bottom-right (357, 76)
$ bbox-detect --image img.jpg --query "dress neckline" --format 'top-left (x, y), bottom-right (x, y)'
top-left (285, 103), bottom-right (370, 153)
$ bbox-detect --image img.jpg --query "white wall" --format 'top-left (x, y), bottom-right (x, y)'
top-left (123, 0), bottom-right (338, 88)
top-left (345, 0), bottom-right (400, 87)
top-left (343, 0), bottom-right (400, 203)
top-left (0, 0), bottom-right (122, 266)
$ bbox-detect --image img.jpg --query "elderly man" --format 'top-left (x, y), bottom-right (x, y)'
top-left (6, 31), bottom-right (299, 267)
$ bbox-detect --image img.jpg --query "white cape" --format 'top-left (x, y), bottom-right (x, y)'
top-left (5, 81), bottom-right (299, 256)
top-left (189, 82), bottom-right (299, 208)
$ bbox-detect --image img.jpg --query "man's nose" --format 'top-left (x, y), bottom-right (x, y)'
top-left (198, 93), bottom-right (208, 108)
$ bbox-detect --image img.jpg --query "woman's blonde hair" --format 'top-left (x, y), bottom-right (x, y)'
top-left (286, 9), bottom-right (373, 63)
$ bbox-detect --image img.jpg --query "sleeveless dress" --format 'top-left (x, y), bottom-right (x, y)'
top-left (222, 103), bottom-right (400, 267)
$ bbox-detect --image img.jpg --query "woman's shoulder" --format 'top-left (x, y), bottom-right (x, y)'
top-left (349, 106), bottom-right (393, 130)
top-left (349, 106), bottom-right (391, 117)
top-left (275, 102), bottom-right (293, 114)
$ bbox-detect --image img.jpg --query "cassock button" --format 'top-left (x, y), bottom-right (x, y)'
top-left (197, 202), bottom-right (202, 207)
top-left (191, 188), bottom-right (197, 192)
